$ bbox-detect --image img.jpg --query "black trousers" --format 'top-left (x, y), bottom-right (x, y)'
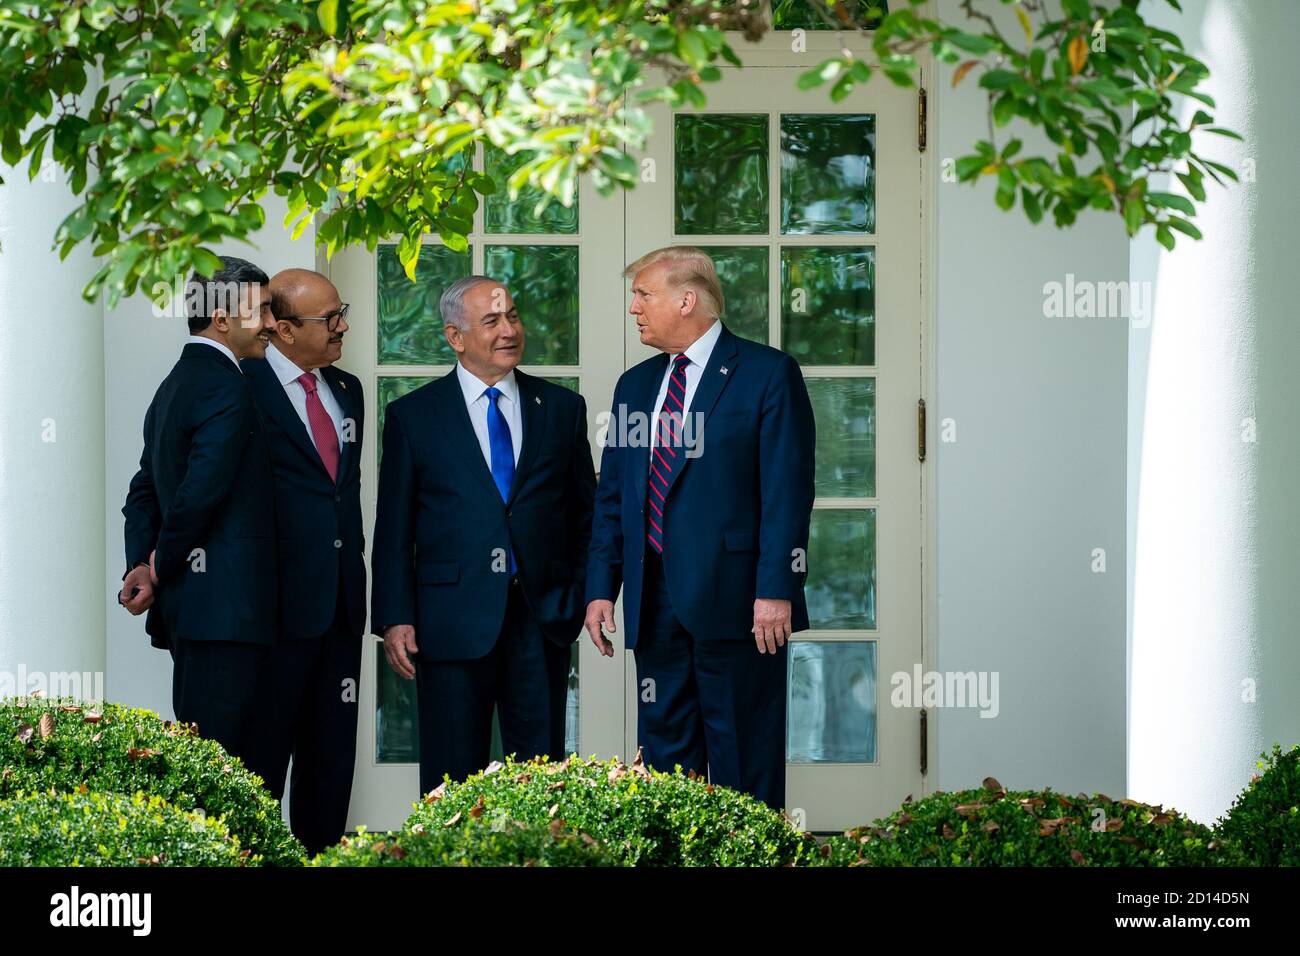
top-left (414, 577), bottom-right (570, 797)
top-left (257, 586), bottom-right (363, 856)
top-left (170, 637), bottom-right (270, 779)
top-left (634, 548), bottom-right (789, 810)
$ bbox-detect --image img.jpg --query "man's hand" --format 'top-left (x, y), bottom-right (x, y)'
top-left (752, 598), bottom-right (792, 654)
top-left (584, 599), bottom-right (616, 657)
top-left (118, 565), bottom-right (155, 615)
top-left (383, 624), bottom-right (419, 680)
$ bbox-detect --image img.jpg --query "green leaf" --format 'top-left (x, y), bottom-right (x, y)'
top-left (1166, 216), bottom-right (1202, 240)
top-left (1147, 191), bottom-right (1196, 215)
top-left (1124, 197), bottom-right (1144, 235)
top-left (1021, 187), bottom-right (1042, 224)
top-left (317, 0), bottom-right (339, 36)
top-left (830, 73), bottom-right (854, 103)
top-left (200, 105), bottom-right (224, 139)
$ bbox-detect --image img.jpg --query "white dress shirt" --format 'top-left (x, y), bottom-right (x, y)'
top-left (187, 335), bottom-right (241, 371)
top-left (456, 363), bottom-right (523, 467)
top-left (649, 318), bottom-right (723, 456)
top-left (264, 342), bottom-right (344, 447)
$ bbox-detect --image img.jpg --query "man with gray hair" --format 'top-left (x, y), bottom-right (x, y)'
top-left (371, 275), bottom-right (596, 796)
top-left (585, 245), bottom-right (816, 811)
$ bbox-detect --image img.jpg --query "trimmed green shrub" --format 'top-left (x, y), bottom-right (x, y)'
top-left (1216, 743), bottom-right (1300, 866)
top-left (807, 777), bottom-right (1235, 866)
top-left (0, 697), bottom-right (303, 865)
top-left (0, 790), bottom-right (245, 866)
top-left (313, 816), bottom-right (618, 867)
top-left (404, 754), bottom-right (814, 866)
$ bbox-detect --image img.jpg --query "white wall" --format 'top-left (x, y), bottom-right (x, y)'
top-left (932, 0), bottom-right (1129, 798)
top-left (104, 196), bottom-right (317, 712)
top-left (1128, 0), bottom-right (1300, 826)
top-left (0, 149), bottom-right (105, 699)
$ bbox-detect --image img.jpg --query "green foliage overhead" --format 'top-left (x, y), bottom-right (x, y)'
top-left (0, 0), bottom-right (1235, 306)
top-left (807, 775), bottom-right (1238, 866)
top-left (404, 752), bottom-right (814, 866)
top-left (1215, 743), bottom-right (1300, 867)
top-left (0, 789), bottom-right (247, 866)
top-left (0, 696), bottom-right (304, 865)
top-left (313, 816), bottom-right (620, 867)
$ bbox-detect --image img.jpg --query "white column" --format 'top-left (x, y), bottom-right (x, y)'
top-left (0, 150), bottom-right (106, 698)
top-left (1129, 0), bottom-right (1300, 824)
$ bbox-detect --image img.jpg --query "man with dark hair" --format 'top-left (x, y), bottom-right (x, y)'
top-left (241, 268), bottom-right (365, 854)
top-left (119, 255), bottom-right (280, 772)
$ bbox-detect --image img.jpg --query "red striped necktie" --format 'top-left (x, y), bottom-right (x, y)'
top-left (646, 353), bottom-right (692, 554)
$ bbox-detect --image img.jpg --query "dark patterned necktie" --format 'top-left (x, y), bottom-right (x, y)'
top-left (645, 353), bottom-right (692, 554)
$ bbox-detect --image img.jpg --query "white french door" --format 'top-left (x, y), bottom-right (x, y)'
top-left (624, 37), bottom-right (926, 832)
top-left (333, 26), bottom-right (928, 835)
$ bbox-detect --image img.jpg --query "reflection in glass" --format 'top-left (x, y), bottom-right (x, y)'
top-left (706, 245), bottom-right (768, 345)
top-left (485, 145), bottom-right (579, 235)
top-left (806, 508), bottom-right (876, 630)
top-left (675, 114), bottom-right (769, 235)
top-left (376, 641), bottom-right (418, 763)
top-left (485, 245), bottom-right (579, 365)
top-left (787, 641), bottom-right (877, 763)
top-left (376, 376), bottom-right (433, 467)
top-left (781, 114), bottom-right (876, 235)
top-left (781, 246), bottom-right (875, 365)
top-left (771, 0), bottom-right (888, 30)
top-left (807, 377), bottom-right (875, 497)
top-left (378, 244), bottom-right (471, 365)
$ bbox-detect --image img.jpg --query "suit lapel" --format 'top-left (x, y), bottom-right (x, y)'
top-left (321, 365), bottom-right (356, 488)
top-left (244, 357), bottom-right (326, 474)
top-left (662, 326), bottom-right (740, 498)
top-left (508, 371), bottom-right (546, 504)
top-left (430, 370), bottom-right (503, 503)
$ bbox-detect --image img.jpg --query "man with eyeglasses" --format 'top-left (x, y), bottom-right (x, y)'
top-left (239, 267), bottom-right (366, 855)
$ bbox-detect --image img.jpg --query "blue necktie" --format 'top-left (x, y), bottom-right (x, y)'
top-left (484, 386), bottom-right (516, 574)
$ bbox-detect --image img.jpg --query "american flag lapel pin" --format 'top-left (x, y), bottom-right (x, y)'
top-left (535, 395), bottom-right (541, 405)
top-left (719, 366), bottom-right (729, 375)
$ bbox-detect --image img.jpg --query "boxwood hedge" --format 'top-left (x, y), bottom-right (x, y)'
top-left (0, 790), bottom-right (246, 866)
top-left (313, 817), bottom-right (618, 867)
top-left (0, 696), bottom-right (303, 865)
top-left (1215, 743), bottom-right (1300, 866)
top-left (404, 753), bottom-right (814, 866)
top-left (808, 776), bottom-right (1237, 866)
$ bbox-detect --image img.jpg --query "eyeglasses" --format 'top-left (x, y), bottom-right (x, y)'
top-left (287, 302), bottom-right (350, 331)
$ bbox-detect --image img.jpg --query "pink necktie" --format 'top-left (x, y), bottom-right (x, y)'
top-left (297, 372), bottom-right (340, 482)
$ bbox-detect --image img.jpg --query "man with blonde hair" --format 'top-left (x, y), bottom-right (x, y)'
top-left (585, 245), bottom-right (816, 810)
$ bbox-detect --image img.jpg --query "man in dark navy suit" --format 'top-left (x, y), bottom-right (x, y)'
top-left (240, 268), bottom-right (365, 856)
top-left (372, 275), bottom-right (596, 797)
top-left (119, 255), bottom-right (279, 773)
top-left (584, 246), bottom-right (815, 811)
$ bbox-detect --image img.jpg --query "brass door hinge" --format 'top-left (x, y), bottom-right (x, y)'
top-left (917, 86), bottom-right (928, 153)
top-left (917, 397), bottom-right (927, 463)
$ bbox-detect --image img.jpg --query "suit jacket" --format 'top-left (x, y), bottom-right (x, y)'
top-left (585, 324), bottom-right (816, 649)
top-left (370, 368), bottom-right (596, 661)
top-left (241, 356), bottom-right (367, 641)
top-left (122, 343), bottom-right (277, 648)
